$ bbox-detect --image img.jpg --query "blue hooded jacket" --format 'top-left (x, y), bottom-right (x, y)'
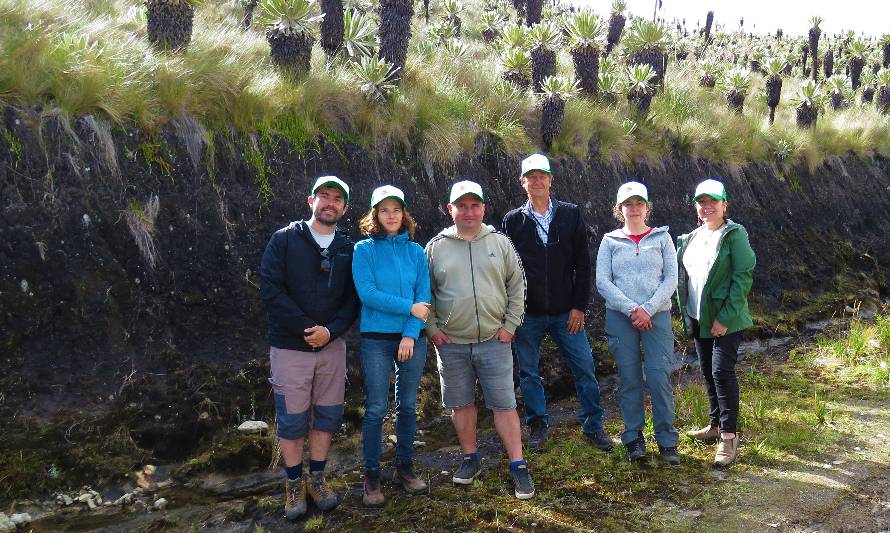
top-left (352, 230), bottom-right (430, 339)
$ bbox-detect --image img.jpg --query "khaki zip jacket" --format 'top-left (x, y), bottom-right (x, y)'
top-left (425, 224), bottom-right (526, 344)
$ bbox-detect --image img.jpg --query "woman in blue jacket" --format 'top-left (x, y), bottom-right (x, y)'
top-left (353, 185), bottom-right (431, 507)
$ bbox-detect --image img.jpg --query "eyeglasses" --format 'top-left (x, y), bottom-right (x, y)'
top-left (320, 249), bottom-right (331, 272)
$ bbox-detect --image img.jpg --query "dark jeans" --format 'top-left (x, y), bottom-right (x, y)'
top-left (514, 312), bottom-right (605, 433)
top-left (691, 318), bottom-right (742, 434)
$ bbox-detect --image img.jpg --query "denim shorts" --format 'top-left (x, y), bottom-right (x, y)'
top-left (435, 337), bottom-right (516, 411)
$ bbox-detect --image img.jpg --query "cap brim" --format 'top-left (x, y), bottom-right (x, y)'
top-left (314, 182), bottom-right (349, 201)
top-left (617, 194), bottom-right (648, 204)
top-left (450, 192), bottom-right (484, 204)
top-left (373, 195), bottom-right (406, 208)
top-left (693, 193), bottom-right (725, 202)
top-left (522, 167), bottom-right (552, 176)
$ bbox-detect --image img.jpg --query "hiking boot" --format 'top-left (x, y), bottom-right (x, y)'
top-left (284, 476), bottom-right (307, 520)
top-left (451, 454), bottom-right (482, 485)
top-left (394, 463), bottom-right (427, 495)
top-left (714, 434), bottom-right (738, 467)
top-left (510, 463), bottom-right (535, 500)
top-left (658, 445), bottom-right (681, 465)
top-left (686, 424), bottom-right (719, 443)
top-left (625, 434), bottom-right (647, 462)
top-left (527, 421), bottom-right (548, 452)
top-left (306, 471), bottom-right (339, 511)
top-left (362, 472), bottom-right (384, 508)
top-left (584, 430), bottom-right (615, 451)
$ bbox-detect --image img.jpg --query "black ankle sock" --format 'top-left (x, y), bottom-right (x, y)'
top-left (285, 463), bottom-right (303, 481)
top-left (308, 459), bottom-right (326, 473)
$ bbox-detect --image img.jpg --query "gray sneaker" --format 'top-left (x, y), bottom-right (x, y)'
top-left (584, 430), bottom-right (614, 451)
top-left (658, 445), bottom-right (681, 465)
top-left (510, 464), bottom-right (535, 500)
top-left (625, 434), bottom-right (647, 462)
top-left (452, 454), bottom-right (482, 485)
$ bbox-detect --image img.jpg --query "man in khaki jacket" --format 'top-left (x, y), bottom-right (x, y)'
top-left (425, 180), bottom-right (533, 500)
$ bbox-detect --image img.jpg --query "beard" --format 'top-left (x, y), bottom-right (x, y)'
top-left (313, 205), bottom-right (343, 226)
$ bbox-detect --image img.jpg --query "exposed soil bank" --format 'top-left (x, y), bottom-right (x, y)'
top-left (1, 106), bottom-right (889, 501)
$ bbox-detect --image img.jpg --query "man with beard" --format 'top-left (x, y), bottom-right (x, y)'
top-left (260, 176), bottom-right (359, 519)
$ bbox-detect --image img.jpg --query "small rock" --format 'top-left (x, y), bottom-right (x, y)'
top-left (199, 411), bottom-right (210, 421)
top-left (414, 440), bottom-right (426, 447)
top-left (854, 447), bottom-right (862, 451)
top-left (0, 514), bottom-right (13, 533)
top-left (157, 480), bottom-right (173, 489)
top-left (768, 522), bottom-right (780, 528)
top-left (132, 499), bottom-right (147, 512)
top-left (57, 494), bottom-right (74, 506)
top-left (77, 493), bottom-right (93, 503)
top-left (153, 498), bottom-right (168, 511)
top-left (387, 435), bottom-right (398, 444)
top-left (86, 498), bottom-right (98, 510)
top-left (440, 470), bottom-right (449, 476)
top-left (237, 420), bottom-right (269, 434)
top-left (679, 510), bottom-right (702, 519)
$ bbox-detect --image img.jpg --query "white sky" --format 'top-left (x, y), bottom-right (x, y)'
top-left (568, 0), bottom-right (890, 37)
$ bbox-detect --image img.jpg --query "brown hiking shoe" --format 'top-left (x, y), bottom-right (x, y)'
top-left (714, 435), bottom-right (739, 467)
top-left (362, 474), bottom-right (385, 507)
top-left (306, 471), bottom-right (339, 511)
top-left (284, 476), bottom-right (307, 520)
top-left (394, 463), bottom-right (428, 495)
top-left (686, 424), bottom-right (719, 443)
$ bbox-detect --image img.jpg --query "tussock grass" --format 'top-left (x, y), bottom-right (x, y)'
top-left (2, 0), bottom-right (890, 166)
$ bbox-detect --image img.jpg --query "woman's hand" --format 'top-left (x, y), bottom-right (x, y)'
top-left (398, 337), bottom-right (415, 362)
top-left (710, 319), bottom-right (728, 338)
top-left (411, 302), bottom-right (431, 322)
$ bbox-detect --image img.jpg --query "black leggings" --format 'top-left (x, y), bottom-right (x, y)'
top-left (691, 319), bottom-right (742, 434)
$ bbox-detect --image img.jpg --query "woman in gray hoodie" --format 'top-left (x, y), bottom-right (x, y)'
top-left (596, 182), bottom-right (680, 464)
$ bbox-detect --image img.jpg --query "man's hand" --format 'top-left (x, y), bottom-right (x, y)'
top-left (430, 331), bottom-right (451, 346)
top-left (495, 327), bottom-right (514, 343)
top-left (411, 302), bottom-right (431, 322)
top-left (566, 309), bottom-right (586, 334)
top-left (304, 325), bottom-right (331, 348)
top-left (397, 337), bottom-right (415, 362)
top-left (710, 319), bottom-right (728, 338)
top-left (629, 307), bottom-right (653, 331)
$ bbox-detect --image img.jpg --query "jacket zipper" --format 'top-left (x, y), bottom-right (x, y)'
top-left (468, 240), bottom-right (482, 342)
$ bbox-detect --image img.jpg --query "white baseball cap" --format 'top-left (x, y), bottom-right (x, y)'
top-left (693, 179), bottom-right (727, 201)
top-left (616, 181), bottom-right (649, 204)
top-left (449, 180), bottom-right (485, 204)
top-left (312, 175), bottom-right (350, 202)
top-left (370, 185), bottom-right (406, 208)
top-left (521, 154), bottom-right (551, 176)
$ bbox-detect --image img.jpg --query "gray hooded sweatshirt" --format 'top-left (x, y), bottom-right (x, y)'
top-left (425, 224), bottom-right (526, 344)
top-left (595, 226), bottom-right (678, 317)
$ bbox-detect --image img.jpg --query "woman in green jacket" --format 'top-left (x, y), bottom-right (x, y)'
top-left (676, 179), bottom-right (755, 467)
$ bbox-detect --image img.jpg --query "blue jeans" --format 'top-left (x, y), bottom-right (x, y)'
top-left (514, 312), bottom-right (605, 433)
top-left (360, 337), bottom-right (427, 471)
top-left (605, 309), bottom-right (679, 447)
